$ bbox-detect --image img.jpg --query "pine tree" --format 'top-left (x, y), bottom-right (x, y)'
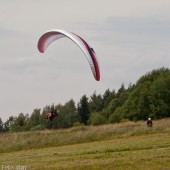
top-left (78, 95), bottom-right (90, 125)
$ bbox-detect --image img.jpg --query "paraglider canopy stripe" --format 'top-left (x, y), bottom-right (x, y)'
top-left (37, 29), bottom-right (100, 81)
top-left (75, 34), bottom-right (100, 81)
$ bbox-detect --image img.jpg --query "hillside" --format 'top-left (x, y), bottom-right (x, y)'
top-left (0, 119), bottom-right (170, 169)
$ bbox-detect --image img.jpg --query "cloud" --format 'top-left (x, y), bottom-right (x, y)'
top-left (79, 16), bottom-right (170, 47)
top-left (0, 26), bottom-right (19, 38)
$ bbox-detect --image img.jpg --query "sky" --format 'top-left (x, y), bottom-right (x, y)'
top-left (0, 0), bottom-right (170, 121)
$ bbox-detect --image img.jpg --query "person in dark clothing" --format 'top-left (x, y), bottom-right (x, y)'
top-left (147, 118), bottom-right (153, 127)
top-left (46, 109), bottom-right (58, 121)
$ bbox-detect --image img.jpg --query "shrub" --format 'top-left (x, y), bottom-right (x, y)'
top-left (30, 124), bottom-right (46, 131)
top-left (88, 112), bottom-right (107, 125)
top-left (109, 111), bottom-right (122, 123)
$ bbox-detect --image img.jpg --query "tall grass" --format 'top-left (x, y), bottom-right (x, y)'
top-left (0, 118), bottom-right (170, 153)
top-left (0, 131), bottom-right (170, 170)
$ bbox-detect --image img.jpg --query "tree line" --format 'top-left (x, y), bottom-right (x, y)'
top-left (0, 67), bottom-right (170, 132)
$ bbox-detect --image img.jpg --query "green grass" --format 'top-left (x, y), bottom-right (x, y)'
top-left (0, 119), bottom-right (170, 170)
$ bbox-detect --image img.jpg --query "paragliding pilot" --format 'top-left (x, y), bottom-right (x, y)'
top-left (147, 118), bottom-right (153, 127)
top-left (46, 109), bottom-right (58, 121)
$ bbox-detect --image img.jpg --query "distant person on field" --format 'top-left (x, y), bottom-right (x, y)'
top-left (147, 118), bottom-right (153, 127)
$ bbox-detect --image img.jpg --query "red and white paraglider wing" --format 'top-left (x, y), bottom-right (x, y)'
top-left (38, 31), bottom-right (65, 53)
top-left (37, 29), bottom-right (100, 81)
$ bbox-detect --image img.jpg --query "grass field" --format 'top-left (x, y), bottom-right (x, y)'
top-left (0, 119), bottom-right (170, 170)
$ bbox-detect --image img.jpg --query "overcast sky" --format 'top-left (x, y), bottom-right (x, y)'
top-left (0, 0), bottom-right (170, 121)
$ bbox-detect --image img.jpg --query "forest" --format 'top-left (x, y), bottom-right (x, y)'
top-left (0, 67), bottom-right (170, 132)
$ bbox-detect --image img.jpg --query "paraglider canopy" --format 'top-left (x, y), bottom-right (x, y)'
top-left (37, 29), bottom-right (100, 81)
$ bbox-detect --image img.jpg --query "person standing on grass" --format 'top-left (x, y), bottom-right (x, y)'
top-left (147, 118), bottom-right (153, 127)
